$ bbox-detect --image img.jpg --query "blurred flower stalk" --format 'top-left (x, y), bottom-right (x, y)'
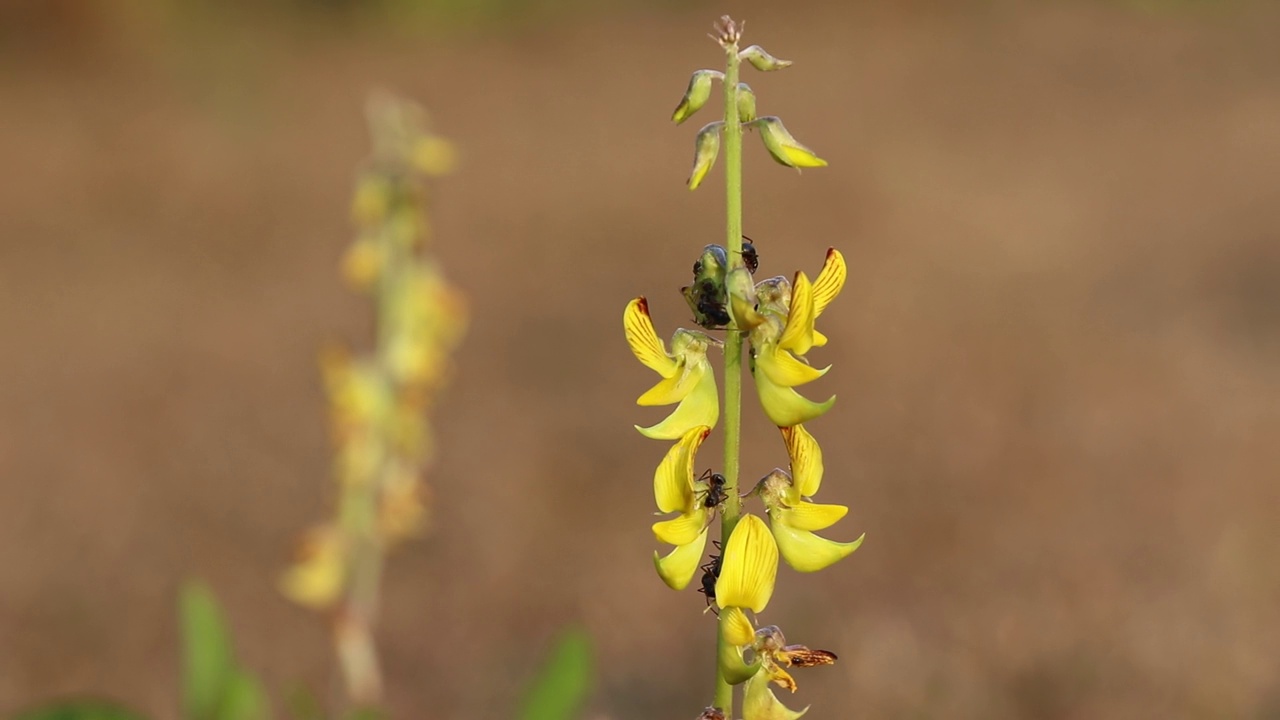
top-left (626, 17), bottom-right (862, 719)
top-left (280, 93), bottom-right (466, 707)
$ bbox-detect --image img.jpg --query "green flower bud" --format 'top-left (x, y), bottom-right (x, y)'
top-left (688, 121), bottom-right (723, 190)
top-left (672, 69), bottom-right (722, 125)
top-left (752, 116), bottom-right (827, 169)
top-left (737, 82), bottom-right (757, 123)
top-left (739, 45), bottom-right (792, 72)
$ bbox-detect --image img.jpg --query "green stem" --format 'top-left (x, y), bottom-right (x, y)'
top-left (715, 33), bottom-right (744, 716)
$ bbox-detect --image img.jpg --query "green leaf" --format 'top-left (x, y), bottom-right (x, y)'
top-left (181, 581), bottom-right (236, 720)
top-left (518, 627), bottom-right (593, 720)
top-left (215, 670), bottom-right (270, 720)
top-left (12, 701), bottom-right (150, 720)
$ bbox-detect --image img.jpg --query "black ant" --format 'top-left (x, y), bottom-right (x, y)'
top-left (741, 235), bottom-right (759, 274)
top-left (697, 541), bottom-right (723, 613)
top-left (699, 468), bottom-right (728, 510)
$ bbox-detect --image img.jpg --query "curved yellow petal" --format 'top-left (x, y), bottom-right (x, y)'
top-left (743, 670), bottom-right (808, 720)
top-left (653, 508), bottom-right (709, 545)
top-left (753, 369), bottom-right (834, 428)
top-left (812, 248), bottom-right (846, 318)
top-left (782, 501), bottom-right (847, 532)
top-left (637, 361), bottom-right (719, 439)
top-left (653, 526), bottom-right (709, 590)
top-left (722, 606), bottom-right (757, 647)
top-left (811, 329), bottom-right (828, 348)
top-left (770, 509), bottom-right (864, 573)
top-left (624, 297), bottom-right (678, 377)
top-left (781, 425), bottom-right (823, 498)
top-left (637, 362), bottom-right (701, 406)
top-left (756, 346), bottom-right (828, 388)
top-left (721, 643), bottom-right (761, 686)
top-left (715, 514), bottom-right (779, 613)
top-left (653, 426), bottom-right (709, 513)
top-left (778, 272), bottom-right (816, 355)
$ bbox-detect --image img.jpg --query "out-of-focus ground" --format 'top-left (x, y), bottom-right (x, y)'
top-left (2, 1), bottom-right (1279, 718)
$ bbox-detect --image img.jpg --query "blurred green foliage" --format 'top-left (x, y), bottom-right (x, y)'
top-left (518, 627), bottom-right (593, 720)
top-left (180, 582), bottom-right (271, 720)
top-left (11, 703), bottom-right (148, 720)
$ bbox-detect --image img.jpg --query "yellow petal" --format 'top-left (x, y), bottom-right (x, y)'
top-left (743, 670), bottom-right (808, 720)
top-left (720, 641), bottom-right (761, 686)
top-left (753, 369), bottom-right (834, 428)
top-left (715, 514), bottom-right (779, 613)
top-left (756, 346), bottom-right (828, 388)
top-left (653, 508), bottom-right (709, 546)
top-left (637, 362), bottom-right (702, 406)
top-left (811, 329), bottom-right (828, 348)
top-left (624, 297), bottom-right (678, 377)
top-left (811, 248), bottom-right (846, 319)
top-left (653, 527), bottom-right (709, 590)
top-left (653, 426), bottom-right (709, 513)
top-left (781, 425), bottom-right (823, 497)
top-left (782, 501), bottom-right (847, 532)
top-left (637, 360), bottom-right (719, 439)
top-left (722, 607), bottom-right (756, 647)
top-left (778, 272), bottom-right (816, 356)
top-left (770, 509), bottom-right (864, 573)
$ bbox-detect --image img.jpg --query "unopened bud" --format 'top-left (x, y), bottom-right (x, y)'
top-left (688, 121), bottom-right (723, 190)
top-left (739, 45), bottom-right (792, 72)
top-left (752, 116), bottom-right (828, 169)
top-left (672, 69), bottom-right (722, 124)
top-left (736, 82), bottom-right (757, 123)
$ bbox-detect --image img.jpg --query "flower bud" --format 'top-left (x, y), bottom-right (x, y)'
top-left (727, 266), bottom-right (765, 330)
top-left (752, 117), bottom-right (827, 169)
top-left (672, 69), bottom-right (722, 124)
top-left (737, 82), bottom-right (757, 123)
top-left (688, 122), bottom-right (723, 190)
top-left (739, 45), bottom-right (792, 72)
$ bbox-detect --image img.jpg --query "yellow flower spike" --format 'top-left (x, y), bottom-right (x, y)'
top-left (688, 122), bottom-right (723, 191)
top-left (768, 507), bottom-right (864, 573)
top-left (672, 69), bottom-right (721, 125)
top-left (624, 298), bottom-right (679, 378)
top-left (715, 514), bottom-right (779, 613)
top-left (652, 425), bottom-right (709, 512)
top-left (723, 606), bottom-right (756, 647)
top-left (743, 671), bottom-right (808, 720)
top-left (653, 526), bottom-right (709, 590)
top-left (652, 508), bottom-right (709, 546)
top-left (753, 366), bottom-right (835, 428)
top-left (753, 116), bottom-right (828, 170)
top-left (781, 425), bottom-right (823, 498)
top-left (777, 272), bottom-right (816, 356)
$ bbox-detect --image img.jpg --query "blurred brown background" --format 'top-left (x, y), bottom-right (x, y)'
top-left (2, 0), bottom-right (1279, 718)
